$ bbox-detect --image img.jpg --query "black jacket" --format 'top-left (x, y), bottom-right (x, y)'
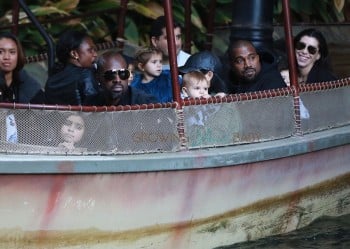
top-left (305, 64), bottom-right (338, 84)
top-left (45, 64), bottom-right (101, 105)
top-left (0, 69), bottom-right (43, 103)
top-left (228, 52), bottom-right (287, 93)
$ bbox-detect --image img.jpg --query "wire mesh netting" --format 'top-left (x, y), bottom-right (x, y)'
top-left (300, 87), bottom-right (350, 134)
top-left (184, 96), bottom-right (295, 148)
top-left (1, 84), bottom-right (349, 155)
top-left (0, 107), bottom-right (180, 155)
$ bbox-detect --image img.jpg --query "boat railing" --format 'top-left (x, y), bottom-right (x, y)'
top-left (0, 78), bottom-right (349, 155)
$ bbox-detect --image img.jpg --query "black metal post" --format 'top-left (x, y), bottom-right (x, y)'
top-left (230, 0), bottom-right (274, 52)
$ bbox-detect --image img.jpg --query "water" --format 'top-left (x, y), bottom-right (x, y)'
top-left (217, 214), bottom-right (350, 249)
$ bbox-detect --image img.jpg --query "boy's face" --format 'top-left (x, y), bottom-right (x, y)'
top-left (183, 79), bottom-right (210, 98)
top-left (141, 53), bottom-right (163, 78)
top-left (151, 27), bottom-right (182, 58)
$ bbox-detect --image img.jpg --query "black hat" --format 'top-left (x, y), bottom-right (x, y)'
top-left (178, 51), bottom-right (222, 74)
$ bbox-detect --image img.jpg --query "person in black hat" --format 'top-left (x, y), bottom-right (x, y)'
top-left (178, 51), bottom-right (228, 95)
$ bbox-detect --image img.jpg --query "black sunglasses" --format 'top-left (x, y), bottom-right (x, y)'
top-left (103, 69), bottom-right (130, 81)
top-left (295, 41), bottom-right (318, 55)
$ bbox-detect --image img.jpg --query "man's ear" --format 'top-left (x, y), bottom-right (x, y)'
top-left (150, 36), bottom-right (157, 47)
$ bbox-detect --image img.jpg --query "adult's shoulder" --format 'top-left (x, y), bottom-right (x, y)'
top-left (18, 69), bottom-right (44, 103)
top-left (306, 65), bottom-right (338, 83)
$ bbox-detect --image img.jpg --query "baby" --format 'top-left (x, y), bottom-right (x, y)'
top-left (181, 71), bottom-right (211, 99)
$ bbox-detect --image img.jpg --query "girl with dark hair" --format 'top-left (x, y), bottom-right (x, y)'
top-left (294, 28), bottom-right (337, 83)
top-left (0, 32), bottom-right (43, 103)
top-left (45, 30), bottom-right (102, 105)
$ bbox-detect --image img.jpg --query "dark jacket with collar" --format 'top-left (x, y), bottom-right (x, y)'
top-left (0, 69), bottom-right (43, 103)
top-left (45, 63), bottom-right (101, 106)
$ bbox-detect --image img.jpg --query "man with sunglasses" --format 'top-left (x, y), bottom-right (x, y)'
top-left (226, 40), bottom-right (286, 93)
top-left (96, 50), bottom-right (157, 106)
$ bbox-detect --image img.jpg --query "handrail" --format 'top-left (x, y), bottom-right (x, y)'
top-left (116, 0), bottom-right (129, 48)
top-left (163, 0), bottom-right (182, 106)
top-left (184, 0), bottom-right (192, 53)
top-left (17, 0), bottom-right (55, 76)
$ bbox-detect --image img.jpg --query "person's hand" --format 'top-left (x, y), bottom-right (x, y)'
top-left (214, 92), bottom-right (226, 98)
top-left (201, 93), bottom-right (212, 99)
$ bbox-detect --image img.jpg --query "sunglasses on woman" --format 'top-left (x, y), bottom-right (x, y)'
top-left (103, 68), bottom-right (130, 81)
top-left (295, 41), bottom-right (318, 55)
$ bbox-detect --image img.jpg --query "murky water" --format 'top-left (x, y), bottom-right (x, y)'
top-left (217, 214), bottom-right (350, 249)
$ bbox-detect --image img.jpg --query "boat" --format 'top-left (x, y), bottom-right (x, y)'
top-left (0, 0), bottom-right (349, 248)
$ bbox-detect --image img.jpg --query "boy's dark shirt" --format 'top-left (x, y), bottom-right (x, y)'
top-left (118, 86), bottom-right (158, 105)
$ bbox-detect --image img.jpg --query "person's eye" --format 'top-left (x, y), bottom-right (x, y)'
top-left (234, 58), bottom-right (243, 64)
top-left (64, 120), bottom-right (72, 126)
top-left (249, 55), bottom-right (257, 61)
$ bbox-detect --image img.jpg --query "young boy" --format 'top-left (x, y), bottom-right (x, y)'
top-left (181, 71), bottom-right (211, 99)
top-left (131, 46), bottom-right (177, 103)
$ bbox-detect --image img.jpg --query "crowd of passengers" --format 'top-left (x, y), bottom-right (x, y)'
top-left (0, 15), bottom-right (338, 106)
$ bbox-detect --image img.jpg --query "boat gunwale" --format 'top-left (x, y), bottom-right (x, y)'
top-left (0, 124), bottom-right (349, 174)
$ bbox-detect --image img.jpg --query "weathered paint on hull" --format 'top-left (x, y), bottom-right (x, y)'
top-left (0, 143), bottom-right (349, 249)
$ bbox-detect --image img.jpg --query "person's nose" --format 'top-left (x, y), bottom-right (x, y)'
top-left (3, 51), bottom-right (10, 60)
top-left (244, 58), bottom-right (252, 68)
top-left (67, 125), bottom-right (74, 132)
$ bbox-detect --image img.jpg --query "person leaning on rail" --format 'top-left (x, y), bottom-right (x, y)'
top-left (225, 39), bottom-right (287, 93)
top-left (44, 30), bottom-right (102, 106)
top-left (95, 50), bottom-right (157, 106)
top-left (178, 50), bottom-right (228, 96)
top-left (294, 28), bottom-right (337, 84)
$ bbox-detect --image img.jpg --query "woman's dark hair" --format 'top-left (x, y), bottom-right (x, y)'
top-left (53, 30), bottom-right (89, 72)
top-left (294, 28), bottom-right (330, 67)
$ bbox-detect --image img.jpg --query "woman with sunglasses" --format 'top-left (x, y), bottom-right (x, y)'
top-left (294, 28), bottom-right (337, 84)
top-left (45, 30), bottom-right (102, 105)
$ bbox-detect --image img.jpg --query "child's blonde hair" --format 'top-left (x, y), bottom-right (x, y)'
top-left (182, 71), bottom-right (210, 88)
